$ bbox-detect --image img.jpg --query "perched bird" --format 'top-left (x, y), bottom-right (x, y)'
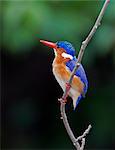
top-left (40, 40), bottom-right (88, 109)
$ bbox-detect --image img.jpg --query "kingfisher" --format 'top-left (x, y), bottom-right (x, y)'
top-left (40, 40), bottom-right (88, 109)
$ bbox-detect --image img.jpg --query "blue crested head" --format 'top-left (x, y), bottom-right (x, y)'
top-left (56, 41), bottom-right (76, 57)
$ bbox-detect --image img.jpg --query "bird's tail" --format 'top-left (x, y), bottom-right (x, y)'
top-left (73, 95), bottom-right (82, 110)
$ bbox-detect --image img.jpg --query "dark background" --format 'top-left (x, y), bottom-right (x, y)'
top-left (1, 0), bottom-right (115, 149)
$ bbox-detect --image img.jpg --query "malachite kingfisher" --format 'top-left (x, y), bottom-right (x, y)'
top-left (40, 40), bottom-right (88, 109)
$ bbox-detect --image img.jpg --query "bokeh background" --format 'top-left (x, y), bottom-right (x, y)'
top-left (1, 0), bottom-right (115, 149)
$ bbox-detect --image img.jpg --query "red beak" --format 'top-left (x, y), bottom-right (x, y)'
top-left (40, 40), bottom-right (57, 48)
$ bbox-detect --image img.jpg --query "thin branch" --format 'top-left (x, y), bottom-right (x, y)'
top-left (60, 102), bottom-right (79, 149)
top-left (76, 125), bottom-right (92, 142)
top-left (60, 0), bottom-right (110, 150)
top-left (80, 138), bottom-right (85, 150)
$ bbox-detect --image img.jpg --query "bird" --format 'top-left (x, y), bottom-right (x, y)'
top-left (40, 40), bottom-right (88, 109)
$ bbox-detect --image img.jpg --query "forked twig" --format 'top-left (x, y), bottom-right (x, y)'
top-left (59, 0), bottom-right (110, 149)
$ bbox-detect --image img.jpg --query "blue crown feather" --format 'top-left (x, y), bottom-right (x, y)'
top-left (56, 41), bottom-right (75, 57)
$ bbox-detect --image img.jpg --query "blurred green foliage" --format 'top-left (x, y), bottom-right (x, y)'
top-left (2, 0), bottom-right (115, 65)
top-left (1, 0), bottom-right (115, 149)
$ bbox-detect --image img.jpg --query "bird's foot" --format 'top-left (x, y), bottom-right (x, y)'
top-left (58, 98), bottom-right (67, 104)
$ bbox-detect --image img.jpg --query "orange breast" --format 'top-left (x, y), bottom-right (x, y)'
top-left (53, 57), bottom-right (84, 94)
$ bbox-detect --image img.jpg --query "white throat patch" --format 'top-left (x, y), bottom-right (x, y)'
top-left (61, 52), bottom-right (73, 60)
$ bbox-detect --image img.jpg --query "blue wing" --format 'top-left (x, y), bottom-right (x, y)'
top-left (66, 56), bottom-right (88, 106)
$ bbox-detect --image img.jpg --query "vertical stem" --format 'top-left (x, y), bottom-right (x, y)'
top-left (60, 104), bottom-right (79, 149)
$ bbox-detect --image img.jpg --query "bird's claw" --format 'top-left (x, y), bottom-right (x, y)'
top-left (58, 98), bottom-right (67, 104)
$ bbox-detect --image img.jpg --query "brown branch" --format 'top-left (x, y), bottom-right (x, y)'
top-left (60, 0), bottom-right (110, 149)
top-left (60, 102), bottom-right (79, 149)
